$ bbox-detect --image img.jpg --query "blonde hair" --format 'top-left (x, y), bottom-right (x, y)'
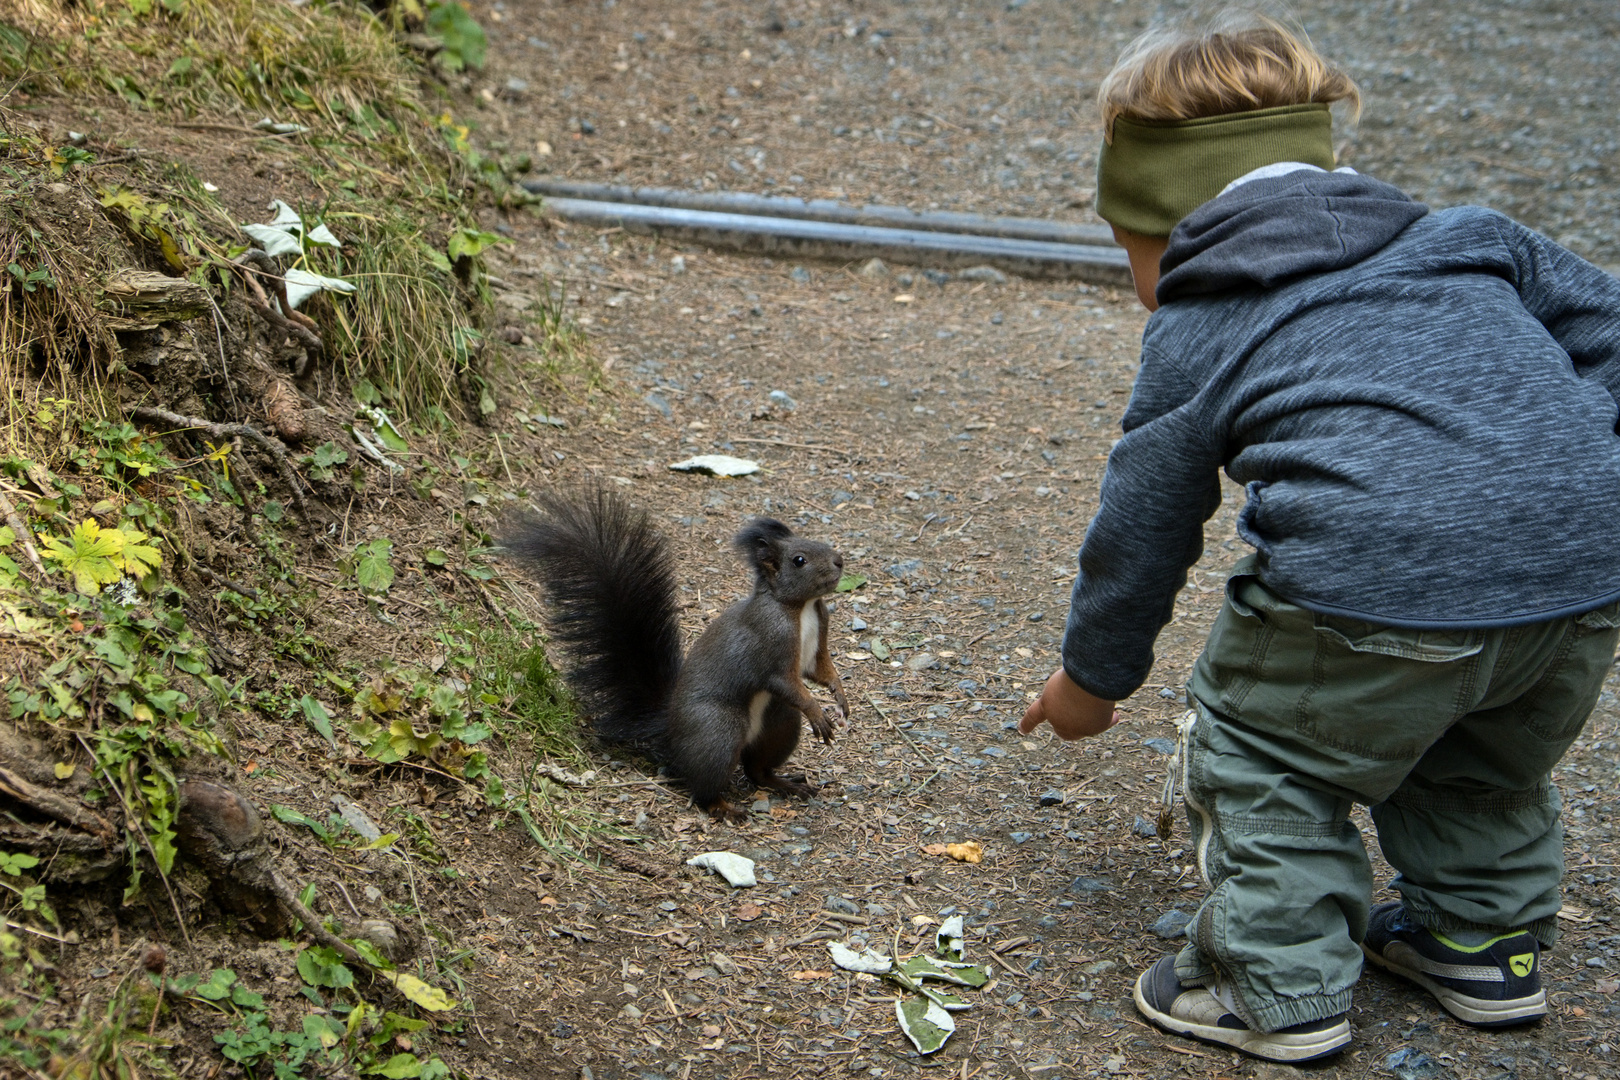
top-left (1098, 11), bottom-right (1361, 142)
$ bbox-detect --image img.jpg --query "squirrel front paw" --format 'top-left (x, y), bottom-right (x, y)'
top-left (810, 707), bottom-right (839, 744)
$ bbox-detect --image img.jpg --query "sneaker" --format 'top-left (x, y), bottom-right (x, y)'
top-left (1361, 901), bottom-right (1546, 1027)
top-left (1133, 955), bottom-right (1352, 1063)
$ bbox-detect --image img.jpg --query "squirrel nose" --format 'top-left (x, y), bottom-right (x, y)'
top-left (833, 553), bottom-right (844, 570)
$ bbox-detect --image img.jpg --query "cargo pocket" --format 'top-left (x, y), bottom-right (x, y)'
top-left (1313, 617), bottom-right (1485, 664)
top-left (1521, 599), bottom-right (1620, 744)
top-left (1299, 616), bottom-right (1486, 762)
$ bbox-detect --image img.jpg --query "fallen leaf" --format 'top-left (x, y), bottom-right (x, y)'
top-left (844, 651), bottom-right (873, 662)
top-left (735, 902), bottom-right (763, 922)
top-left (792, 970), bottom-right (832, 980)
top-left (54, 761), bottom-right (75, 780)
top-left (944, 842), bottom-right (983, 864)
top-left (377, 971), bottom-right (456, 1011)
top-left (921, 843), bottom-right (949, 856)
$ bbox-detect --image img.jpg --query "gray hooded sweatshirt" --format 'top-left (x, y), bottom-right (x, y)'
top-left (1062, 169), bottom-right (1620, 702)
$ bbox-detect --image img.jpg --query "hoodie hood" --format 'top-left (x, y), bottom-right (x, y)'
top-left (1157, 170), bottom-right (1428, 303)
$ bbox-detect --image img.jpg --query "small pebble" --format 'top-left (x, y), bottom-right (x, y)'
top-left (1038, 789), bottom-right (1065, 807)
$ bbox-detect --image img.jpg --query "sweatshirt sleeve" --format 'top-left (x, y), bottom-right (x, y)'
top-left (1503, 219), bottom-right (1620, 413)
top-left (1061, 347), bottom-right (1224, 701)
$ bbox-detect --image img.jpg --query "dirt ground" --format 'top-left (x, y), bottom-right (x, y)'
top-left (10, 1), bottom-right (1619, 1078)
top-left (443, 2), bottom-right (1619, 1077)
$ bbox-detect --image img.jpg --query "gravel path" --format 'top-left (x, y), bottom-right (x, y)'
top-left (444, 3), bottom-right (1620, 1077)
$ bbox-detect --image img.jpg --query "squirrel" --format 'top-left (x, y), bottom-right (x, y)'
top-left (502, 486), bottom-right (851, 821)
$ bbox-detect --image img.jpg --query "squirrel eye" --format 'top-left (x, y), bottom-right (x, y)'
top-left (793, 554), bottom-right (806, 566)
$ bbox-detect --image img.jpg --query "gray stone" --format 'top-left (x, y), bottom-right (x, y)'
top-left (1142, 737), bottom-right (1176, 755)
top-left (905, 652), bottom-right (938, 672)
top-left (1150, 909), bottom-right (1192, 939)
top-left (958, 265), bottom-right (1008, 284)
top-left (1067, 876), bottom-right (1112, 894)
top-left (1132, 815), bottom-right (1159, 838)
top-left (825, 895), bottom-right (860, 915)
top-left (1385, 1049), bottom-right (1443, 1080)
top-left (1038, 789), bottom-right (1065, 807)
top-left (644, 392), bottom-right (672, 418)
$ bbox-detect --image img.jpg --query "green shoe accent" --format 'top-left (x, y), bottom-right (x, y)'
top-left (1432, 930), bottom-right (1520, 954)
top-left (1508, 953), bottom-right (1535, 978)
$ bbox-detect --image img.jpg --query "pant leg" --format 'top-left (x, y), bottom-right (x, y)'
top-left (1175, 701), bottom-right (1372, 1033)
top-left (1372, 600), bottom-right (1620, 947)
top-left (1182, 566), bottom-right (1492, 1031)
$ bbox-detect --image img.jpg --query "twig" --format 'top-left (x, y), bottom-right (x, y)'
top-left (0, 764), bottom-right (116, 842)
top-left (266, 872), bottom-right (363, 965)
top-left (728, 437), bottom-right (856, 458)
top-left (192, 565), bottom-right (260, 600)
top-left (0, 491), bottom-right (45, 578)
top-left (204, 292), bottom-right (238, 414)
top-left (231, 250), bottom-right (324, 376)
top-left (129, 405), bottom-right (311, 523)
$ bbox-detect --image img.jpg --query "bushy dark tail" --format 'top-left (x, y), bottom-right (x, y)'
top-left (501, 486), bottom-right (682, 745)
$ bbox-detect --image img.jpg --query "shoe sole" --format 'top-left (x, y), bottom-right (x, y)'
top-left (1132, 971), bottom-right (1352, 1063)
top-left (1361, 944), bottom-right (1547, 1027)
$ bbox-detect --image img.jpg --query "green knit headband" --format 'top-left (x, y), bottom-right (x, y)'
top-left (1095, 103), bottom-right (1336, 237)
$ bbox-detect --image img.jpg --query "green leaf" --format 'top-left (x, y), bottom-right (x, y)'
top-left (296, 946), bottom-right (354, 990)
top-left (271, 804), bottom-right (332, 843)
top-left (369, 1053), bottom-right (424, 1078)
top-left (193, 968), bottom-right (238, 1001)
top-left (870, 637), bottom-right (891, 661)
top-left (311, 441), bottom-right (349, 469)
top-left (835, 572), bottom-right (868, 593)
top-left (299, 696), bottom-right (337, 748)
top-left (39, 519), bottom-right (126, 595)
top-left (445, 226), bottom-right (504, 263)
top-left (0, 851), bottom-right (40, 876)
top-left (422, 549), bottom-right (448, 568)
top-left (354, 538), bottom-right (395, 595)
top-left (896, 996), bottom-right (954, 1054)
top-left (424, 2), bottom-right (487, 71)
top-left (262, 500), bottom-right (284, 523)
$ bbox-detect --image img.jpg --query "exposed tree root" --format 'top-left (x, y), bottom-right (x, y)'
top-left (129, 405), bottom-right (312, 524)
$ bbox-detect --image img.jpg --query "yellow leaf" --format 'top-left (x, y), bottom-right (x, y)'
top-left (378, 971), bottom-right (457, 1011)
top-left (54, 761), bottom-right (76, 780)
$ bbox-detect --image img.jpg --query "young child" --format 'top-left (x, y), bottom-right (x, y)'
top-left (1019, 13), bottom-right (1620, 1064)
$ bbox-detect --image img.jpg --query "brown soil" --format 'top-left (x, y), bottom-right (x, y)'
top-left (9, 2), bottom-right (1619, 1080)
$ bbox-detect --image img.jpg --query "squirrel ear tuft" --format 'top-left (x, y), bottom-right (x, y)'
top-left (734, 517), bottom-right (792, 573)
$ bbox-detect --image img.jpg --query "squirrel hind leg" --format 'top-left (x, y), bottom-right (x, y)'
top-left (741, 702), bottom-right (814, 799)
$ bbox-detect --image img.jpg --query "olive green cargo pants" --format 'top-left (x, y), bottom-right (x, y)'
top-left (1173, 561), bottom-right (1620, 1032)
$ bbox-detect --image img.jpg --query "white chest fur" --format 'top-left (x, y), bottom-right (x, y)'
top-left (798, 603), bottom-right (820, 678)
top-left (746, 690), bottom-right (770, 743)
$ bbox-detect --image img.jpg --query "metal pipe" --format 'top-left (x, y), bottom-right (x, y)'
top-left (522, 180), bottom-right (1117, 248)
top-left (542, 198), bottom-right (1131, 284)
